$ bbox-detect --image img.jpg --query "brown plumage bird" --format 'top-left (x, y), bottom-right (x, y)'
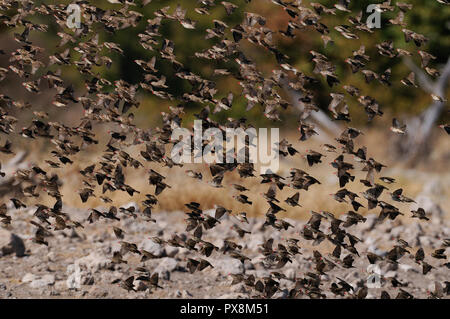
top-left (390, 118), bottom-right (407, 134)
top-left (390, 188), bottom-right (416, 203)
top-left (439, 124), bottom-right (450, 134)
top-left (113, 227), bottom-right (125, 239)
top-left (233, 194), bottom-right (252, 205)
top-left (0, 0), bottom-right (445, 300)
top-left (284, 192), bottom-right (301, 207)
top-left (112, 251), bottom-right (127, 264)
top-left (120, 276), bottom-right (136, 292)
top-left (411, 208), bottom-right (429, 221)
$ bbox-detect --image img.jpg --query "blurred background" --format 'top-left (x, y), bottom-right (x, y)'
top-left (0, 0), bottom-right (448, 217)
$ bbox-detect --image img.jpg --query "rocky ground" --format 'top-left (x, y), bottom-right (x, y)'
top-left (0, 200), bottom-right (448, 299)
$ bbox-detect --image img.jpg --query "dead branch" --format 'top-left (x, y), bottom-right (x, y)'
top-left (284, 85), bottom-right (341, 140)
top-left (394, 57), bottom-right (450, 164)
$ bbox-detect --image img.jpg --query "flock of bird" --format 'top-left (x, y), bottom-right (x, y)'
top-left (0, 0), bottom-right (448, 298)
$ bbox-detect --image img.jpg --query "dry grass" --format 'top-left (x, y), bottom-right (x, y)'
top-left (1, 126), bottom-right (449, 221)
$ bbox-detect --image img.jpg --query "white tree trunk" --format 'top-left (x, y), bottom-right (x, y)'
top-left (284, 85), bottom-right (341, 140)
top-left (394, 57), bottom-right (450, 164)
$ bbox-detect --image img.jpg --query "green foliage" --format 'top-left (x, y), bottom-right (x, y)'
top-left (7, 0), bottom-right (449, 126)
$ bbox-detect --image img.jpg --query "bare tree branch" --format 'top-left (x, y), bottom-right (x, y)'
top-left (284, 85), bottom-right (341, 138)
top-left (413, 57), bottom-right (450, 131)
top-left (403, 57), bottom-right (435, 93)
top-left (395, 57), bottom-right (450, 163)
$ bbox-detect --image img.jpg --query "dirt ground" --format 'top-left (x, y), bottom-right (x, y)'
top-left (0, 203), bottom-right (448, 299)
top-left (0, 130), bottom-right (448, 299)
